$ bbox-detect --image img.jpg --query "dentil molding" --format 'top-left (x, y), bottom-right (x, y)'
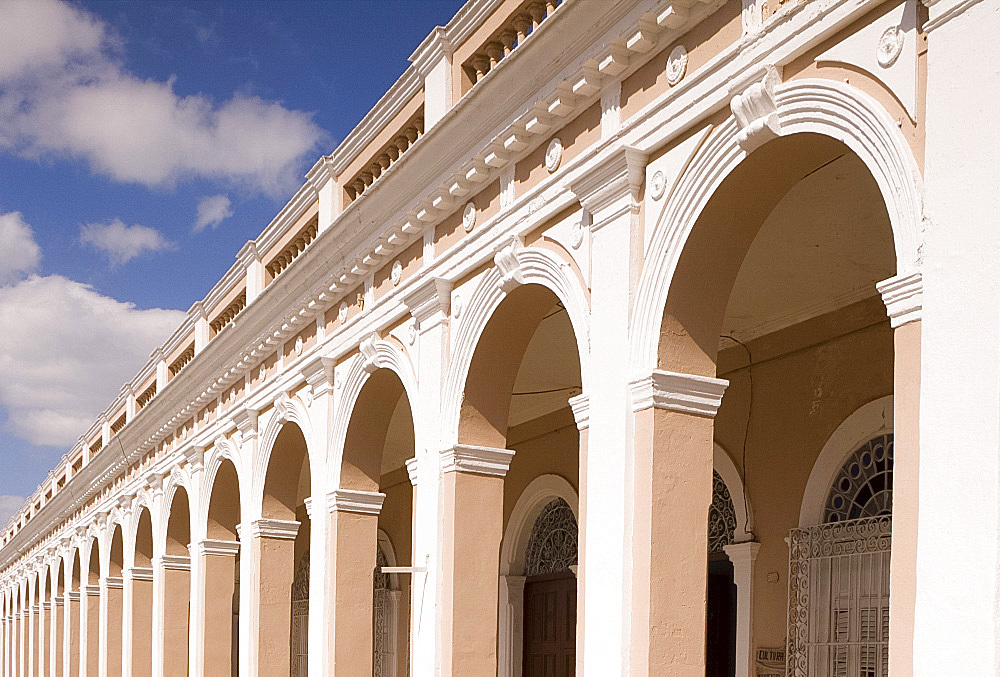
top-left (630, 369), bottom-right (729, 417)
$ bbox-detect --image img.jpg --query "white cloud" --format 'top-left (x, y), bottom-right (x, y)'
top-left (0, 274), bottom-right (186, 447)
top-left (0, 495), bottom-right (25, 525)
top-left (0, 211), bottom-right (41, 284)
top-left (80, 219), bottom-right (174, 265)
top-left (0, 0), bottom-right (324, 194)
top-left (194, 194), bottom-right (233, 232)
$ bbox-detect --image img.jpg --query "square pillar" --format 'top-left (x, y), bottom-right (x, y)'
top-left (103, 578), bottom-right (123, 677)
top-left (52, 595), bottom-right (64, 677)
top-left (65, 592), bottom-right (80, 677)
top-left (156, 557), bottom-right (189, 677)
top-left (191, 541), bottom-right (239, 677)
top-left (39, 602), bottom-right (50, 677)
top-left (325, 490), bottom-right (385, 675)
top-left (125, 568), bottom-right (153, 677)
top-left (83, 585), bottom-right (99, 677)
top-left (629, 369), bottom-right (728, 676)
top-left (439, 444), bottom-right (514, 677)
top-left (248, 519), bottom-right (299, 677)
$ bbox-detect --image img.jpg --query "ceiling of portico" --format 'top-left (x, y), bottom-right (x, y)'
top-left (720, 152), bottom-right (896, 344)
top-left (508, 306), bottom-right (582, 429)
top-left (381, 395), bottom-right (415, 476)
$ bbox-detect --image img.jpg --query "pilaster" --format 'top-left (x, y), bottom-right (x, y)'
top-left (722, 541), bottom-right (760, 677)
top-left (410, 27), bottom-right (454, 131)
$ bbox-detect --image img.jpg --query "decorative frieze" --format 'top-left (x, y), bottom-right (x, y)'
top-left (327, 489), bottom-right (387, 516)
top-left (629, 369), bottom-right (729, 417)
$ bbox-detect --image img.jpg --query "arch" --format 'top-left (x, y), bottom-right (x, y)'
top-left (259, 420), bottom-right (311, 521)
top-left (108, 523), bottom-right (124, 577)
top-left (201, 436), bottom-right (247, 532)
top-left (164, 485), bottom-right (192, 556)
top-left (132, 506), bottom-right (154, 569)
top-left (800, 395), bottom-right (894, 527)
top-left (713, 442), bottom-right (753, 542)
top-left (630, 78), bottom-right (923, 374)
top-left (442, 246), bottom-right (591, 443)
top-left (500, 474), bottom-right (579, 577)
top-left (205, 457), bottom-right (242, 540)
top-left (328, 338), bottom-right (418, 489)
top-left (254, 395), bottom-right (314, 519)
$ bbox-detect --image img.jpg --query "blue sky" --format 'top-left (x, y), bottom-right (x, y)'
top-left (0, 0), bottom-right (463, 521)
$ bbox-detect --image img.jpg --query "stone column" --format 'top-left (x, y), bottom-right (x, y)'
top-left (83, 585), bottom-right (99, 677)
top-left (569, 144), bottom-right (645, 675)
top-left (51, 594), bottom-right (63, 677)
top-left (722, 541), bottom-right (760, 677)
top-left (914, 0), bottom-right (1000, 672)
top-left (439, 445), bottom-right (514, 677)
top-left (103, 577), bottom-right (123, 677)
top-left (65, 591), bottom-right (80, 677)
top-left (402, 277), bottom-right (452, 677)
top-left (192, 541), bottom-right (239, 677)
top-left (38, 602), bottom-right (49, 677)
top-left (28, 602), bottom-right (36, 677)
top-left (248, 519), bottom-right (299, 677)
top-left (876, 271), bottom-right (922, 676)
top-left (125, 568), bottom-right (153, 677)
top-left (630, 369), bottom-right (728, 676)
top-left (157, 556), bottom-right (189, 677)
top-left (325, 490), bottom-right (385, 674)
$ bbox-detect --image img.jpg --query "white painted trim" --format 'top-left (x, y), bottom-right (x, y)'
top-left (722, 541), bottom-right (760, 677)
top-left (877, 271), bottom-right (923, 328)
top-left (440, 445), bottom-right (515, 477)
top-left (799, 395), bottom-right (894, 527)
top-left (195, 539), bottom-right (240, 557)
top-left (249, 519), bottom-right (300, 541)
top-left (629, 369), bottom-right (729, 417)
top-left (326, 489), bottom-right (386, 516)
top-left (568, 394), bottom-right (590, 431)
top-left (498, 474), bottom-right (579, 677)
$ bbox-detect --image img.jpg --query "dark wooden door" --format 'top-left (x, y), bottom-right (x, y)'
top-left (706, 558), bottom-right (737, 677)
top-left (523, 572), bottom-right (576, 677)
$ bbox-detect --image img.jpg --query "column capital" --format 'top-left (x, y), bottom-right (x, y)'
top-left (441, 444), bottom-right (515, 477)
top-left (877, 271), bottom-right (922, 328)
top-left (247, 518), bottom-right (299, 541)
top-left (405, 457), bottom-right (420, 486)
top-left (722, 540), bottom-right (761, 565)
top-left (568, 393), bottom-right (590, 430)
top-left (102, 576), bottom-right (124, 590)
top-left (124, 566), bottom-right (154, 582)
top-left (327, 489), bottom-right (386, 515)
top-left (84, 584), bottom-right (100, 596)
top-left (155, 554), bottom-right (191, 572)
top-left (569, 144), bottom-right (646, 226)
top-left (629, 369), bottom-right (729, 417)
top-left (193, 539), bottom-right (240, 557)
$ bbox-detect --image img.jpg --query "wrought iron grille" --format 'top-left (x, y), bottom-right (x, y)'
top-left (709, 470), bottom-right (738, 553)
top-left (524, 498), bottom-right (578, 577)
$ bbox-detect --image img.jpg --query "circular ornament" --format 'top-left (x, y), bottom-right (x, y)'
top-left (545, 138), bottom-right (563, 173)
top-left (877, 26), bottom-right (904, 68)
top-left (337, 302), bottom-right (348, 324)
top-left (665, 45), bottom-right (688, 86)
top-left (294, 336), bottom-right (303, 356)
top-left (650, 170), bottom-right (666, 200)
top-left (452, 294), bottom-right (463, 318)
top-left (390, 260), bottom-right (402, 286)
top-left (463, 202), bottom-right (477, 233)
top-left (570, 220), bottom-right (584, 249)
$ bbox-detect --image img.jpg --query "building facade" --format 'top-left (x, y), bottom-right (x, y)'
top-left (1, 0), bottom-right (998, 675)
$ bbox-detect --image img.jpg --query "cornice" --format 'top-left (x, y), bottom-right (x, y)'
top-left (629, 369), bottom-right (729, 417)
top-left (409, 27), bottom-right (454, 77)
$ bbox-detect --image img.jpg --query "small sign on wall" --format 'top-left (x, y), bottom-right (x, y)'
top-left (755, 646), bottom-right (786, 677)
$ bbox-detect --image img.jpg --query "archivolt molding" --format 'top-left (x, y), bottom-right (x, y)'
top-left (629, 78), bottom-right (924, 375)
top-left (327, 336), bottom-right (418, 490)
top-left (441, 245), bottom-right (591, 443)
top-left (800, 395), bottom-right (893, 527)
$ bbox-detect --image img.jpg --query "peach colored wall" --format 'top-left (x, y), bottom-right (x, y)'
top-left (328, 511), bottom-right (379, 674)
top-left (203, 555), bottom-right (237, 676)
top-left (85, 592), bottom-right (99, 676)
top-left (713, 297), bottom-right (893, 651)
top-left (255, 536), bottom-right (295, 677)
top-left (131, 579), bottom-right (152, 677)
top-left (374, 236), bottom-right (423, 302)
top-left (514, 102), bottom-right (602, 196)
top-left (107, 587), bottom-right (123, 677)
top-left (67, 597), bottom-right (80, 675)
top-left (503, 409), bottom-right (580, 528)
top-left (162, 570), bottom-right (189, 677)
top-left (620, 1), bottom-right (741, 123)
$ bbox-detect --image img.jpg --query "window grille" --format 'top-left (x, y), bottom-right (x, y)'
top-left (823, 434), bottom-right (893, 523)
top-left (709, 470), bottom-right (737, 553)
top-left (524, 498), bottom-right (578, 577)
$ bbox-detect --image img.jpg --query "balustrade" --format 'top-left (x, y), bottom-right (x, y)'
top-left (462, 0), bottom-right (565, 87)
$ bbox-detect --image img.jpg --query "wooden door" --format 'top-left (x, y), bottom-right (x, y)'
top-left (523, 572), bottom-right (576, 677)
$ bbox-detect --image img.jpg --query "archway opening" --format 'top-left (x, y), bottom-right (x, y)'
top-left (68, 549), bottom-right (81, 676)
top-left (131, 506), bottom-right (154, 677)
top-left (85, 539), bottom-right (100, 676)
top-left (163, 487), bottom-right (191, 677)
top-left (460, 282), bottom-right (583, 677)
top-left (53, 558), bottom-right (65, 677)
top-left (333, 366), bottom-right (414, 677)
top-left (259, 421), bottom-right (310, 677)
top-left (205, 459), bottom-right (241, 677)
top-left (654, 132), bottom-right (897, 676)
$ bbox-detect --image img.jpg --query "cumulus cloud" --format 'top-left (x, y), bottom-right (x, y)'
top-left (0, 496), bottom-right (25, 524)
top-left (80, 219), bottom-right (174, 265)
top-left (0, 211), bottom-right (41, 284)
top-left (194, 194), bottom-right (233, 232)
top-left (0, 0), bottom-right (324, 194)
top-left (0, 274), bottom-right (186, 447)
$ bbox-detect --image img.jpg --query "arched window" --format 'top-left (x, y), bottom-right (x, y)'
top-left (709, 470), bottom-right (738, 554)
top-left (290, 551), bottom-right (309, 677)
top-left (823, 433), bottom-right (893, 523)
top-left (524, 498), bottom-right (578, 577)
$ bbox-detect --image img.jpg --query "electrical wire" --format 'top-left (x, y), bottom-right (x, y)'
top-left (721, 334), bottom-right (755, 539)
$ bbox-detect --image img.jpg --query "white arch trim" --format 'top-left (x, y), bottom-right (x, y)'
top-left (441, 246), bottom-right (591, 444)
top-left (800, 395), bottom-right (894, 527)
top-left (630, 78), bottom-right (924, 374)
top-left (498, 474), bottom-right (579, 677)
top-left (713, 442), bottom-right (753, 542)
top-left (327, 338), bottom-right (418, 490)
